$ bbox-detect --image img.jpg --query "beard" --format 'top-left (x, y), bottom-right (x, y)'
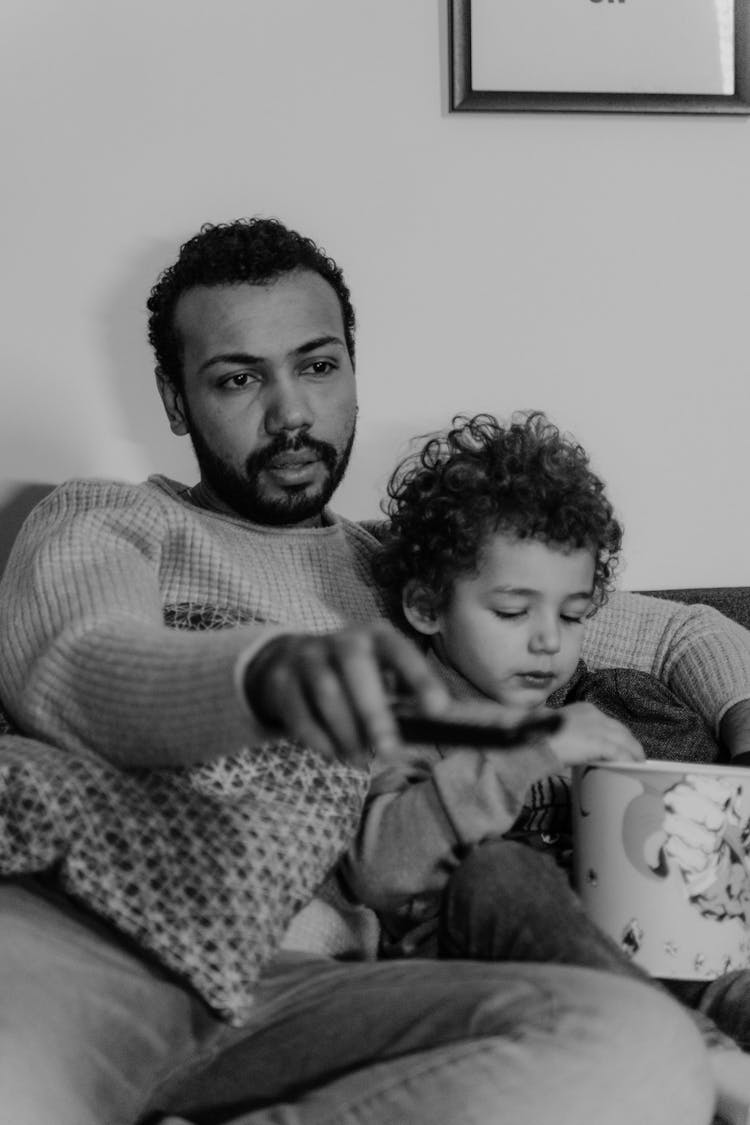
top-left (186, 417), bottom-right (356, 526)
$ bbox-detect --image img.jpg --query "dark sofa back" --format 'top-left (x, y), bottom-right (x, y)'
top-left (639, 588), bottom-right (750, 632)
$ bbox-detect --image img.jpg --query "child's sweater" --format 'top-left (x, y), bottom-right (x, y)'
top-left (340, 649), bottom-right (726, 957)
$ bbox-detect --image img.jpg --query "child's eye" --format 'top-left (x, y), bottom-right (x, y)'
top-left (493, 610), bottom-right (527, 620)
top-left (561, 614), bottom-right (585, 625)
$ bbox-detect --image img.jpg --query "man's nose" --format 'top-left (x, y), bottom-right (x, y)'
top-left (264, 376), bottom-right (313, 435)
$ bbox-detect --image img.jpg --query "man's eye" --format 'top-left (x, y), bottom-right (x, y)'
top-left (220, 372), bottom-right (253, 389)
top-left (303, 360), bottom-right (335, 376)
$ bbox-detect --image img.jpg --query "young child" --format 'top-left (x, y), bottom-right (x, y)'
top-left (343, 411), bottom-right (652, 938)
top-left (339, 410), bottom-right (750, 1124)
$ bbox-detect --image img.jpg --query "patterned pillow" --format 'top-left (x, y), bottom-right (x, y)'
top-left (0, 734), bottom-right (368, 1026)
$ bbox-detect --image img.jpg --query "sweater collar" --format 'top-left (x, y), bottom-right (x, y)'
top-left (424, 646), bottom-right (492, 704)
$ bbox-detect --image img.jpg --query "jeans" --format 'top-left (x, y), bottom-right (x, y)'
top-left (439, 836), bottom-right (750, 1050)
top-left (671, 976), bottom-right (750, 1054)
top-left (439, 836), bottom-right (660, 969)
top-left (0, 877), bottom-right (714, 1125)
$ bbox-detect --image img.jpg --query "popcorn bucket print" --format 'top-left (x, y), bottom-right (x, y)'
top-left (572, 761), bottom-right (750, 980)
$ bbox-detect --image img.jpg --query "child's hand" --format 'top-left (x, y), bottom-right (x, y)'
top-left (546, 702), bottom-right (644, 766)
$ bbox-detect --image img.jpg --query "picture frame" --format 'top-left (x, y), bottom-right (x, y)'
top-left (449, 0), bottom-right (750, 115)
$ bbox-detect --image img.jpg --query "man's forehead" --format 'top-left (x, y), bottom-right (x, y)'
top-left (173, 272), bottom-right (346, 360)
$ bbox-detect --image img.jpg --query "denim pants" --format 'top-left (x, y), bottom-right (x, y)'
top-left (439, 837), bottom-right (750, 1050)
top-left (0, 877), bottom-right (714, 1125)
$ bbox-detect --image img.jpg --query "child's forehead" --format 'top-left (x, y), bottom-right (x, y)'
top-left (475, 531), bottom-right (596, 589)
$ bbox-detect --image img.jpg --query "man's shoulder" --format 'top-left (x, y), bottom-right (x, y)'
top-left (356, 517), bottom-right (390, 543)
top-left (41, 474), bottom-right (188, 511)
top-left (325, 513), bottom-right (391, 557)
top-left (19, 476), bottom-right (193, 541)
top-left (592, 588), bottom-right (690, 625)
top-left (341, 516), bottom-right (390, 545)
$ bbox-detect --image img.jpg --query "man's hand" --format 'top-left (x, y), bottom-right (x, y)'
top-left (243, 623), bottom-right (450, 767)
top-left (546, 702), bottom-right (644, 767)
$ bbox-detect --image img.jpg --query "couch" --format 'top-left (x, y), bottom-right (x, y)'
top-left (1, 486), bottom-right (749, 1125)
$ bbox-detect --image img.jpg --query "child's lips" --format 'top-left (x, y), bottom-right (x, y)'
top-left (516, 671), bottom-right (556, 687)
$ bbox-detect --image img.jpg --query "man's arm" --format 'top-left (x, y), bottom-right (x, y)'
top-left (0, 481), bottom-right (449, 769)
top-left (0, 481), bottom-right (280, 767)
top-left (583, 591), bottom-right (750, 756)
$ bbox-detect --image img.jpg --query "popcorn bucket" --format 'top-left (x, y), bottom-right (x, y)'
top-left (572, 760), bottom-right (750, 980)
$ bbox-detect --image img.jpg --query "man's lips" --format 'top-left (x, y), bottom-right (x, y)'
top-left (267, 451), bottom-right (319, 469)
top-left (263, 452), bottom-right (322, 485)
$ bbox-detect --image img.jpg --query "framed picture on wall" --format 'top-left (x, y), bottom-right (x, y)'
top-left (449, 0), bottom-right (750, 114)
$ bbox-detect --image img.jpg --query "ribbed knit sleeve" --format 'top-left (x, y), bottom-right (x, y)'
top-left (0, 481), bottom-right (280, 766)
top-left (582, 591), bottom-right (750, 734)
top-left (341, 739), bottom-right (559, 914)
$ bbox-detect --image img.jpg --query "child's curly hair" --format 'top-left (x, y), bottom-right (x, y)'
top-left (374, 411), bottom-right (622, 624)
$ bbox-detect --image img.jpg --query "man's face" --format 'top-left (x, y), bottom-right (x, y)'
top-left (160, 269), bottom-right (357, 526)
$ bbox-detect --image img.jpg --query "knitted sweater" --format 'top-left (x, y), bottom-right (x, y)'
top-left (1, 475), bottom-right (750, 968)
top-left (4, 478), bottom-right (748, 760)
top-left (0, 476), bottom-right (388, 767)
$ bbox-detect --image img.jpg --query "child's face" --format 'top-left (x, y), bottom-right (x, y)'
top-left (423, 533), bottom-right (595, 713)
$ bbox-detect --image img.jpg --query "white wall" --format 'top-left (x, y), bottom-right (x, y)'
top-left (1, 0), bottom-right (749, 589)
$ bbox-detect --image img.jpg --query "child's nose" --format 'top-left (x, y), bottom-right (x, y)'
top-left (530, 619), bottom-right (561, 654)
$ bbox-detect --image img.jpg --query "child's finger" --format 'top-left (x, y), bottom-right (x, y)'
top-left (598, 717), bottom-right (644, 761)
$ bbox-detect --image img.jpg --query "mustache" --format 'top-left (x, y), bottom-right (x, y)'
top-left (245, 433), bottom-right (338, 475)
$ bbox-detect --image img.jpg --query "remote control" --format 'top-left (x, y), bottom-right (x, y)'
top-left (393, 703), bottom-right (561, 748)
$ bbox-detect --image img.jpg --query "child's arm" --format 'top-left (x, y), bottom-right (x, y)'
top-left (341, 702), bottom-right (642, 915)
top-left (339, 738), bottom-right (561, 913)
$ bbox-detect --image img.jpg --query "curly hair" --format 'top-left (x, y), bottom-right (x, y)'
top-left (374, 412), bottom-right (622, 623)
top-left (146, 217), bottom-right (356, 389)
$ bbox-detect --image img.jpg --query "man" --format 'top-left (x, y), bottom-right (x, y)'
top-left (0, 216), bottom-right (734, 1125)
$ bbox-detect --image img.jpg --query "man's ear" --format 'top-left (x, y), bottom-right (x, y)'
top-left (155, 367), bottom-right (189, 436)
top-left (402, 581), bottom-right (442, 637)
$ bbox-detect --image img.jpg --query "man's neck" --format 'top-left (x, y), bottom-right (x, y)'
top-left (187, 480), bottom-right (328, 528)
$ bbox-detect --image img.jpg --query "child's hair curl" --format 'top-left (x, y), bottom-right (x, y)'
top-left (374, 411), bottom-right (622, 623)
